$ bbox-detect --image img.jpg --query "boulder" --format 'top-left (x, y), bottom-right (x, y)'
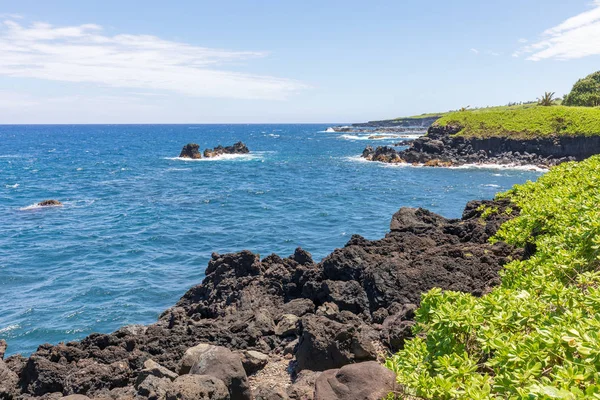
top-left (135, 359), bottom-right (178, 387)
top-left (61, 396), bottom-right (93, 400)
top-left (0, 358), bottom-right (19, 399)
top-left (275, 314), bottom-right (299, 337)
top-left (295, 314), bottom-right (377, 371)
top-left (313, 362), bottom-right (397, 400)
top-left (239, 350), bottom-right (269, 375)
top-left (255, 385), bottom-right (289, 400)
top-left (287, 370), bottom-right (321, 400)
top-left (181, 344), bottom-right (252, 400)
top-left (137, 375), bottom-right (172, 399)
top-left (38, 199), bottom-right (63, 207)
top-left (167, 375), bottom-right (230, 400)
top-left (179, 143), bottom-right (201, 159)
top-left (381, 305), bottom-right (417, 351)
top-left (0, 340), bottom-right (7, 359)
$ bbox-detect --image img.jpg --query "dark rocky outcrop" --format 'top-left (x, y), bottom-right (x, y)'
top-left (313, 362), bottom-right (397, 400)
top-left (3, 198), bottom-right (522, 399)
top-left (37, 200), bottom-right (63, 207)
top-left (362, 123), bottom-right (600, 168)
top-left (178, 143), bottom-right (201, 159)
top-left (204, 142), bottom-right (249, 158)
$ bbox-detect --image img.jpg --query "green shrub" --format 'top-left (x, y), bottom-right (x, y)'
top-left (386, 156), bottom-right (600, 399)
top-left (563, 71), bottom-right (600, 107)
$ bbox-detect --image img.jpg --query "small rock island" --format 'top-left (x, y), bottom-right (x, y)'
top-left (37, 200), bottom-right (63, 207)
top-left (178, 142), bottom-right (249, 159)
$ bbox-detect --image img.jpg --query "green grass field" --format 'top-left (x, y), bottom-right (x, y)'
top-left (435, 105), bottom-right (600, 138)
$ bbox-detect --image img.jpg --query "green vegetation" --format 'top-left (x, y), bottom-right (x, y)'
top-left (435, 105), bottom-right (600, 138)
top-left (386, 156), bottom-right (600, 399)
top-left (537, 92), bottom-right (556, 107)
top-left (564, 71), bottom-right (600, 107)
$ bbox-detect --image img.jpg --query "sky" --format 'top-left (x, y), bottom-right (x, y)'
top-left (0, 0), bottom-right (599, 123)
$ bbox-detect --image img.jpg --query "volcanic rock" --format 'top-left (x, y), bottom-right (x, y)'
top-left (313, 361), bottom-right (397, 400)
top-left (37, 199), bottom-right (63, 207)
top-left (179, 143), bottom-right (201, 159)
top-left (204, 142), bottom-right (249, 158)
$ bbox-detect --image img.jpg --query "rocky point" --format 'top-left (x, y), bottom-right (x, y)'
top-left (1, 198), bottom-right (523, 399)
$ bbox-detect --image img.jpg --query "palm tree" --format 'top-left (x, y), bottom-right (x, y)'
top-left (537, 92), bottom-right (556, 106)
top-left (459, 106), bottom-right (471, 112)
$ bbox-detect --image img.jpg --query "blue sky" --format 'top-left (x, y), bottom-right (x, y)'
top-left (0, 0), bottom-right (599, 123)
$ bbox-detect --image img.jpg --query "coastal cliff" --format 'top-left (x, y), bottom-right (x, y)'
top-left (352, 116), bottom-right (440, 128)
top-left (0, 198), bottom-right (521, 399)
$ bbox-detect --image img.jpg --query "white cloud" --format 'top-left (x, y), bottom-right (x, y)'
top-left (470, 48), bottom-right (479, 54)
top-left (516, 1), bottom-right (600, 61)
top-left (518, 38), bottom-right (528, 43)
top-left (0, 19), bottom-right (308, 99)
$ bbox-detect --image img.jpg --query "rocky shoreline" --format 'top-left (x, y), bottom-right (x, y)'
top-left (0, 197), bottom-right (521, 400)
top-left (362, 124), bottom-right (600, 168)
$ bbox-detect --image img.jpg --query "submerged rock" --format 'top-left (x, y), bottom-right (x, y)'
top-left (179, 143), bottom-right (202, 159)
top-left (204, 141), bottom-right (250, 158)
top-left (37, 199), bottom-right (63, 207)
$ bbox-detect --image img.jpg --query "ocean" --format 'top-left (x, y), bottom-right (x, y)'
top-left (0, 124), bottom-right (543, 356)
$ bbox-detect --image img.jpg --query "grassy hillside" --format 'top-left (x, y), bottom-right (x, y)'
top-left (436, 105), bottom-right (600, 138)
top-left (386, 156), bottom-right (600, 399)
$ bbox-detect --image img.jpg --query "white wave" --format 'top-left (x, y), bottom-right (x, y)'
top-left (267, 134), bottom-right (280, 138)
top-left (5, 183), bottom-right (19, 188)
top-left (0, 154), bottom-right (20, 158)
top-left (451, 163), bottom-right (549, 172)
top-left (483, 184), bottom-right (500, 188)
top-left (338, 133), bottom-right (421, 141)
top-left (344, 155), bottom-right (374, 164)
top-left (20, 202), bottom-right (63, 211)
top-left (164, 152), bottom-right (266, 162)
top-left (166, 167), bottom-right (192, 171)
top-left (0, 324), bottom-right (20, 334)
top-left (346, 155), bottom-right (548, 172)
top-left (325, 127), bottom-right (336, 133)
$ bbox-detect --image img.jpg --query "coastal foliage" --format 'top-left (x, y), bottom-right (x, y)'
top-left (435, 105), bottom-right (600, 138)
top-left (563, 71), bottom-right (600, 107)
top-left (386, 156), bottom-right (600, 399)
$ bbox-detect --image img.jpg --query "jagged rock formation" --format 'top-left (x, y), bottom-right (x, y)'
top-left (203, 142), bottom-right (249, 158)
top-left (362, 124), bottom-right (600, 168)
top-left (1, 198), bottom-right (522, 399)
top-left (178, 144), bottom-right (201, 159)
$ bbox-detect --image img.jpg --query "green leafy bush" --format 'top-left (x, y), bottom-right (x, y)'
top-left (435, 105), bottom-right (600, 138)
top-left (563, 71), bottom-right (600, 107)
top-left (386, 156), bottom-right (600, 399)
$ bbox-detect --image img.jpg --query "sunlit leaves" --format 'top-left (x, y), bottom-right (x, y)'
top-left (387, 157), bottom-right (600, 398)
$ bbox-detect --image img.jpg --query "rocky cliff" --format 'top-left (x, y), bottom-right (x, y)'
top-left (0, 199), bottom-right (522, 400)
top-left (362, 124), bottom-right (600, 168)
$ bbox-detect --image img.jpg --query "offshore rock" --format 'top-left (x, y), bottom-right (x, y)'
top-left (204, 142), bottom-right (250, 158)
top-left (179, 143), bottom-right (201, 159)
top-left (37, 200), bottom-right (63, 207)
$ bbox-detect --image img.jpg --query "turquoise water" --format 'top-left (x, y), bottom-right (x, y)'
top-left (0, 124), bottom-right (543, 356)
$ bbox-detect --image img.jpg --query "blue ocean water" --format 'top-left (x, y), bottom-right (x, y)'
top-left (0, 124), bottom-right (543, 356)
